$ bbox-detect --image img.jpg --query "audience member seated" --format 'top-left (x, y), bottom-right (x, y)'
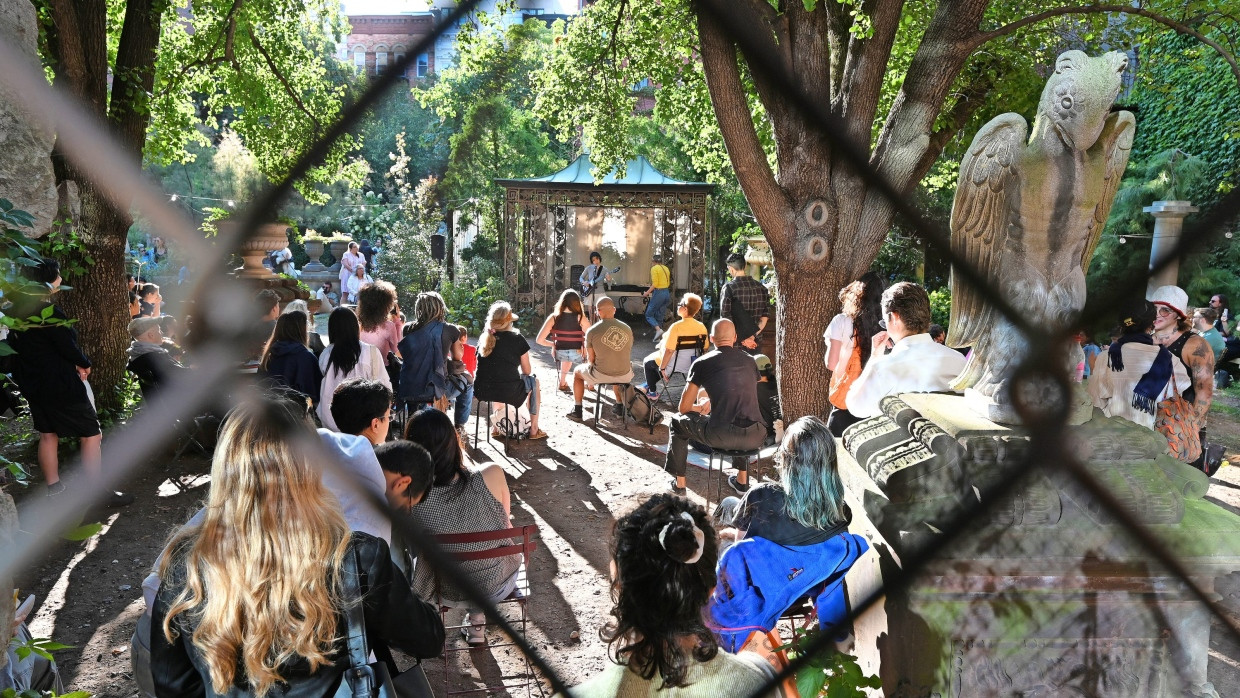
top-left (475, 301), bottom-right (546, 439)
top-left (257, 310), bottom-right (322, 407)
top-left (754, 354), bottom-right (781, 445)
top-left (283, 300), bottom-right (326, 355)
top-left (358, 281), bottom-right (403, 370)
top-left (536, 289), bottom-right (590, 393)
top-left (129, 290), bottom-right (141, 319)
top-left (397, 291), bottom-right (473, 431)
top-left (157, 316), bottom-right (185, 362)
top-left (664, 319), bottom-right (765, 495)
top-left (1193, 307), bottom-right (1226, 366)
top-left (639, 292), bottom-right (709, 399)
top-left (566, 297), bottom-right (633, 422)
top-left (126, 317), bottom-right (189, 398)
top-left (316, 282), bottom-right (338, 314)
top-left (403, 409), bottom-right (522, 646)
top-left (148, 391), bottom-right (444, 695)
top-left (564, 494), bottom-right (775, 697)
top-left (322, 378), bottom-right (400, 542)
top-left (317, 307), bottom-right (390, 431)
top-left (137, 283), bottom-right (162, 317)
top-left (345, 264), bottom-right (373, 304)
top-left (1089, 300), bottom-right (1190, 430)
top-left (823, 272), bottom-right (886, 436)
top-left (246, 289), bottom-right (281, 364)
top-left (709, 416), bottom-right (870, 653)
top-left (845, 282), bottom-right (967, 419)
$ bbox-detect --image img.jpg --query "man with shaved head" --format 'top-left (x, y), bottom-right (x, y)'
top-left (665, 318), bottom-right (766, 495)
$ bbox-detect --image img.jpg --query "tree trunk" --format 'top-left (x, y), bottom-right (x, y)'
top-left (55, 183), bottom-right (131, 413)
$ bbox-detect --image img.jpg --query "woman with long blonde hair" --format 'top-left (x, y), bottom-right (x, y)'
top-left (150, 392), bottom-right (443, 696)
top-left (475, 301), bottom-right (546, 439)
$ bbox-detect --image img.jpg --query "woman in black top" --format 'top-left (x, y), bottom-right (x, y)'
top-left (7, 259), bottom-right (131, 506)
top-left (475, 301), bottom-right (546, 439)
top-left (535, 289), bottom-right (589, 392)
top-left (151, 392), bottom-right (444, 696)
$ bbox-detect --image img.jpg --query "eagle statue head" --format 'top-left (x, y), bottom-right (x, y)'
top-left (1036, 50), bottom-right (1129, 152)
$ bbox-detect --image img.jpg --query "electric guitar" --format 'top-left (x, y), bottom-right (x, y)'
top-left (581, 265), bottom-right (621, 298)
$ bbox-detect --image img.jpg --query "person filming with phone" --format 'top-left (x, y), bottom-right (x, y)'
top-left (844, 282), bottom-right (966, 419)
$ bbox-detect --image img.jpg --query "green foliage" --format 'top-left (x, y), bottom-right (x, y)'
top-left (1, 689), bottom-right (89, 698)
top-left (12, 636), bottom-right (74, 664)
top-left (783, 627), bottom-right (881, 698)
top-left (141, 0), bottom-right (368, 202)
top-left (442, 260), bottom-right (509, 335)
top-left (0, 201), bottom-right (78, 341)
top-left (1128, 32), bottom-right (1240, 202)
top-left (35, 224), bottom-right (93, 281)
top-left (378, 143), bottom-right (449, 311)
top-left (928, 287), bottom-right (951, 328)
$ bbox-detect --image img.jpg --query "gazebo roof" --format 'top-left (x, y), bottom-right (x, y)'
top-left (495, 154), bottom-right (715, 193)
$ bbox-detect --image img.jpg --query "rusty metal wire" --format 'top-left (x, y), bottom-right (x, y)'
top-left (0, 0), bottom-right (1238, 695)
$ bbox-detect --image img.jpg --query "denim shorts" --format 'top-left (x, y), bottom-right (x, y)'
top-left (555, 349), bottom-right (584, 364)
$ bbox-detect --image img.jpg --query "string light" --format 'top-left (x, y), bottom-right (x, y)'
top-left (226, 200), bottom-right (236, 208)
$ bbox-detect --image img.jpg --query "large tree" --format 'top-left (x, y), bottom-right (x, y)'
top-left (34, 0), bottom-right (364, 408)
top-left (537, 0), bottom-right (1240, 420)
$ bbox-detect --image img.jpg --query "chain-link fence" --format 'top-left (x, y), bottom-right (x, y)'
top-left (3, 0), bottom-right (1240, 696)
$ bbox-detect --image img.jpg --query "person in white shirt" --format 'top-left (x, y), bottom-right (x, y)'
top-left (845, 282), bottom-right (967, 419)
top-left (345, 264), bottom-right (373, 304)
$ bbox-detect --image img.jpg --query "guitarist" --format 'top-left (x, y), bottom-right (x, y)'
top-left (579, 251), bottom-right (617, 321)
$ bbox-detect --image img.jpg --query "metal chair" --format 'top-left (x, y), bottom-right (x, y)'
top-left (705, 446), bottom-right (762, 511)
top-left (655, 334), bottom-right (708, 405)
top-left (432, 525), bottom-right (539, 697)
top-left (592, 381), bottom-right (632, 428)
top-left (472, 398), bottom-right (523, 445)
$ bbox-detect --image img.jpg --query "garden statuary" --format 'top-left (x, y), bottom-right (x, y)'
top-left (947, 50), bottom-right (1135, 423)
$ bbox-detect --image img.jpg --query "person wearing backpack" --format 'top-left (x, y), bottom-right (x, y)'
top-left (664, 319), bottom-right (766, 496)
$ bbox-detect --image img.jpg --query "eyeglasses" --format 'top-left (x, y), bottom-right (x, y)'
top-left (1156, 307), bottom-right (1175, 317)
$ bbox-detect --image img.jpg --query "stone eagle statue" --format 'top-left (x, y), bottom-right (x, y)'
top-left (946, 50), bottom-right (1135, 423)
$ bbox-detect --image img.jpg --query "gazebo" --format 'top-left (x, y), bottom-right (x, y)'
top-left (495, 153), bottom-right (715, 318)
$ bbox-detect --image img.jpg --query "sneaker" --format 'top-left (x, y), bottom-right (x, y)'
top-left (104, 490), bottom-right (135, 508)
top-left (645, 389), bottom-right (659, 400)
top-left (566, 409), bottom-right (584, 423)
top-left (668, 479), bottom-right (686, 496)
top-left (461, 612), bottom-right (487, 647)
top-left (611, 403), bottom-right (625, 418)
top-left (653, 327), bottom-right (664, 341)
top-left (727, 474), bottom-right (750, 494)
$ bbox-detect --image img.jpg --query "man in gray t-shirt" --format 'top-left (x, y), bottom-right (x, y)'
top-left (568, 297), bottom-right (634, 421)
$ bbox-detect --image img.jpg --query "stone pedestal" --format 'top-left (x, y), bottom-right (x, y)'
top-left (303, 238), bottom-right (327, 273)
top-left (328, 238), bottom-right (351, 273)
top-left (840, 393), bottom-right (1240, 697)
top-left (231, 222), bottom-right (290, 279)
top-left (1143, 200), bottom-right (1198, 295)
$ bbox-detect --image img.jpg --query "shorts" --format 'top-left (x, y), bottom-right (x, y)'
top-left (555, 349), bottom-right (584, 364)
top-left (29, 399), bottom-right (100, 438)
top-left (575, 364), bottom-right (634, 388)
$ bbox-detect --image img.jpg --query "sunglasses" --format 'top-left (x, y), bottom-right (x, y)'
top-left (1156, 306), bottom-right (1176, 317)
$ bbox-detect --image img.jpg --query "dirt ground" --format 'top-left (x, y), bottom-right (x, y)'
top-left (7, 324), bottom-right (1240, 696)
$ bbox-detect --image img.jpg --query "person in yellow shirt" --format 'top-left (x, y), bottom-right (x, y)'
top-left (642, 254), bottom-right (672, 341)
top-left (638, 293), bottom-right (709, 399)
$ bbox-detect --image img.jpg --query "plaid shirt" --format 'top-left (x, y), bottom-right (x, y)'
top-left (721, 274), bottom-right (770, 337)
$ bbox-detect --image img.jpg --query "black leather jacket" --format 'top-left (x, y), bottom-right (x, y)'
top-left (150, 533), bottom-right (444, 696)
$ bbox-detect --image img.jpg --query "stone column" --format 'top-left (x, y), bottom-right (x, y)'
top-left (1143, 200), bottom-right (1198, 294)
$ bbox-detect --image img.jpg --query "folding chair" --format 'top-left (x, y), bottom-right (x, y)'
top-left (432, 525), bottom-right (539, 697)
top-left (592, 381), bottom-right (632, 427)
top-left (656, 334), bottom-right (707, 405)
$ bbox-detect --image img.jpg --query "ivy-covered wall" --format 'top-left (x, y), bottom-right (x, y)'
top-left (1128, 33), bottom-right (1240, 203)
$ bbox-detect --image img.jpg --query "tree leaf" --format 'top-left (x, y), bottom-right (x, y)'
top-left (62, 522), bottom-right (103, 541)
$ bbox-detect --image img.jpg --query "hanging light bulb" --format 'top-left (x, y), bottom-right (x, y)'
top-left (226, 199), bottom-right (236, 208)
top-left (170, 194), bottom-right (178, 202)
top-left (1119, 236), bottom-right (1127, 244)
top-left (1226, 232), bottom-right (1234, 240)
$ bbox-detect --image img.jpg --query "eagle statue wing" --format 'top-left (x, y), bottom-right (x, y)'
top-left (946, 113), bottom-right (1028, 350)
top-left (1081, 110), bottom-right (1136, 273)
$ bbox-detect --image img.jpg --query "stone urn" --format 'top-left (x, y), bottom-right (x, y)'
top-left (328, 237), bottom-right (352, 273)
top-left (303, 237), bottom-right (327, 273)
top-left (233, 222), bottom-right (291, 279)
top-left (744, 235), bottom-right (772, 275)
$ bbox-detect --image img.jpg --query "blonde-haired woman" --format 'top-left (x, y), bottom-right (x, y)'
top-left (475, 301), bottom-right (546, 439)
top-left (150, 393), bottom-right (443, 695)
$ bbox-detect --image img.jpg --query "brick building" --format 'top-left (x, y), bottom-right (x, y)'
top-left (339, 14), bottom-right (438, 80)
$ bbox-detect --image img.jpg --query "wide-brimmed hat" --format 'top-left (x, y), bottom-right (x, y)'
top-left (1147, 285), bottom-right (1189, 318)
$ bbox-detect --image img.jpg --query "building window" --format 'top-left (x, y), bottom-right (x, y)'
top-left (416, 53), bottom-right (430, 77)
top-left (353, 48), bottom-right (365, 72)
top-left (375, 51), bottom-right (387, 70)
top-left (523, 8), bottom-right (545, 14)
top-left (337, 43), bottom-right (348, 61)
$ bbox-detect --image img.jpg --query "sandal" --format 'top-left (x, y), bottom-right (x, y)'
top-left (558, 384), bottom-right (571, 393)
top-left (528, 429), bottom-right (548, 440)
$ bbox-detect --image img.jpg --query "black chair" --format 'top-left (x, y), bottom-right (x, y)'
top-left (704, 446), bottom-right (762, 511)
top-left (592, 381), bottom-right (632, 428)
top-left (655, 334), bottom-right (708, 405)
top-left (472, 397), bottom-right (524, 444)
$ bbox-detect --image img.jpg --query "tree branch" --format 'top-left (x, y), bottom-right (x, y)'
top-left (694, 2), bottom-right (791, 246)
top-left (248, 29), bottom-right (322, 131)
top-left (972, 5), bottom-right (1240, 86)
top-left (157, 0), bottom-right (241, 97)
